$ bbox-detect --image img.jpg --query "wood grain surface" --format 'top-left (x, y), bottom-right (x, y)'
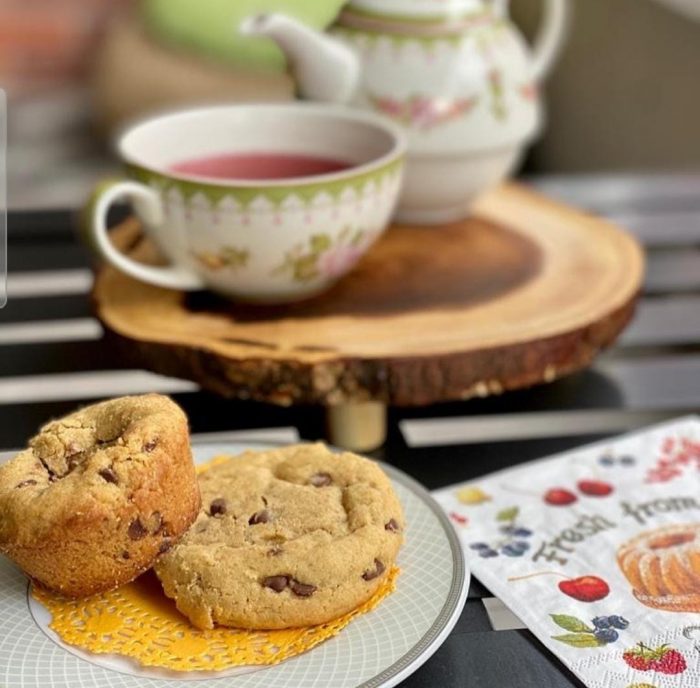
top-left (92, 184), bottom-right (644, 406)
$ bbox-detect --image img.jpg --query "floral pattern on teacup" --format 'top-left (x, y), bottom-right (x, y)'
top-left (272, 227), bottom-right (369, 283)
top-left (193, 246), bottom-right (250, 271)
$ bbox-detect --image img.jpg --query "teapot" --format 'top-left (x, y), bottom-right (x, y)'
top-left (242, 0), bottom-right (569, 224)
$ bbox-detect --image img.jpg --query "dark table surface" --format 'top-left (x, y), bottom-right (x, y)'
top-left (2, 172), bottom-right (700, 687)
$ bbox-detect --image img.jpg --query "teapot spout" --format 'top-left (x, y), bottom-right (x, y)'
top-left (241, 13), bottom-right (360, 105)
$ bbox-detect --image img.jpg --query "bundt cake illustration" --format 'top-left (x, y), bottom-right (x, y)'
top-left (617, 524), bottom-right (700, 612)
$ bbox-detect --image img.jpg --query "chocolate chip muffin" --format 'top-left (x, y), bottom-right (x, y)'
top-left (155, 443), bottom-right (404, 630)
top-left (0, 394), bottom-right (200, 597)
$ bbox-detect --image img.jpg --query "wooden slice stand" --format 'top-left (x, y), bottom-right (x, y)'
top-left (93, 184), bottom-right (644, 450)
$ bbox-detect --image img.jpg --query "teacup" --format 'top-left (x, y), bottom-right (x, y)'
top-left (87, 103), bottom-right (406, 302)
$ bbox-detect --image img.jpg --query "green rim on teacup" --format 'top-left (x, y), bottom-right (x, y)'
top-left (118, 103), bottom-right (407, 208)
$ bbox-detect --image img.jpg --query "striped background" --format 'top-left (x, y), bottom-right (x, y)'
top-left (3, 173), bottom-right (700, 687)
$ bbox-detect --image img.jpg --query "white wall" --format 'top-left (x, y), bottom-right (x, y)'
top-left (514, 0), bottom-right (700, 171)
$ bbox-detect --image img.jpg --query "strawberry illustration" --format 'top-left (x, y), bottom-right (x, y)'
top-left (623, 643), bottom-right (687, 675)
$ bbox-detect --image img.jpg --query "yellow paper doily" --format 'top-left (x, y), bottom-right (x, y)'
top-left (196, 455), bottom-right (233, 474)
top-left (32, 567), bottom-right (399, 672)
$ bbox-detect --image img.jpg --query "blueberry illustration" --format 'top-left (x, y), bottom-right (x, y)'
top-left (514, 528), bottom-right (533, 537)
top-left (594, 628), bottom-right (619, 644)
top-left (608, 615), bottom-right (629, 630)
top-left (599, 455), bottom-right (615, 466)
top-left (479, 548), bottom-right (498, 558)
top-left (592, 616), bottom-right (611, 629)
top-left (501, 545), bottom-right (523, 557)
top-left (620, 455), bottom-right (636, 466)
top-left (512, 540), bottom-right (530, 552)
top-left (499, 525), bottom-right (516, 535)
top-left (469, 542), bottom-right (490, 550)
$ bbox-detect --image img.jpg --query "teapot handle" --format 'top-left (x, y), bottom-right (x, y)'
top-left (530, 0), bottom-right (570, 82)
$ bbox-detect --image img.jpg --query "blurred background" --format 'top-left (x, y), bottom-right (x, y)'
top-left (3, 0), bottom-right (699, 209)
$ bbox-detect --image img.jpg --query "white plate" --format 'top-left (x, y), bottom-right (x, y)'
top-left (0, 441), bottom-right (469, 688)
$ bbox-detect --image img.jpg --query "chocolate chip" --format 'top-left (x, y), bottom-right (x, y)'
top-left (267, 546), bottom-right (284, 556)
top-left (159, 539), bottom-right (173, 554)
top-left (15, 479), bottom-right (37, 488)
top-left (362, 559), bottom-right (385, 581)
top-left (263, 575), bottom-right (289, 593)
top-left (121, 551), bottom-right (130, 560)
top-left (309, 472), bottom-right (332, 487)
top-left (128, 518), bottom-right (147, 540)
top-left (143, 439), bottom-right (158, 453)
top-left (385, 519), bottom-right (400, 532)
top-left (248, 510), bottom-right (270, 525)
top-left (98, 468), bottom-right (118, 484)
top-left (209, 498), bottom-right (227, 516)
top-left (289, 579), bottom-right (317, 597)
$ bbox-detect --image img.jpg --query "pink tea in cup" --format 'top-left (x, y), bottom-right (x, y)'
top-left (170, 152), bottom-right (352, 181)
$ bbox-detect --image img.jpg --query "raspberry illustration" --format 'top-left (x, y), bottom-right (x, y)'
top-left (623, 643), bottom-right (687, 675)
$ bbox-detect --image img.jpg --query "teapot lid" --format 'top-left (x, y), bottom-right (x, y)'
top-left (347, 0), bottom-right (485, 18)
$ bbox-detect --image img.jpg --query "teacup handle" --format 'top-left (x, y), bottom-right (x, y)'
top-left (87, 180), bottom-right (204, 291)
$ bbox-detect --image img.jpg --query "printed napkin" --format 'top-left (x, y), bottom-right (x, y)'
top-left (434, 417), bottom-right (700, 688)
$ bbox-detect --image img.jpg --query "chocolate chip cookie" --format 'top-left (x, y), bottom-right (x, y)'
top-left (0, 394), bottom-right (200, 597)
top-left (154, 443), bottom-right (404, 629)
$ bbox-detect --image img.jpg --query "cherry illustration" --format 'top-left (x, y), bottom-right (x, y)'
top-left (577, 480), bottom-right (614, 497)
top-left (544, 488), bottom-right (578, 506)
top-left (509, 571), bottom-right (610, 602)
